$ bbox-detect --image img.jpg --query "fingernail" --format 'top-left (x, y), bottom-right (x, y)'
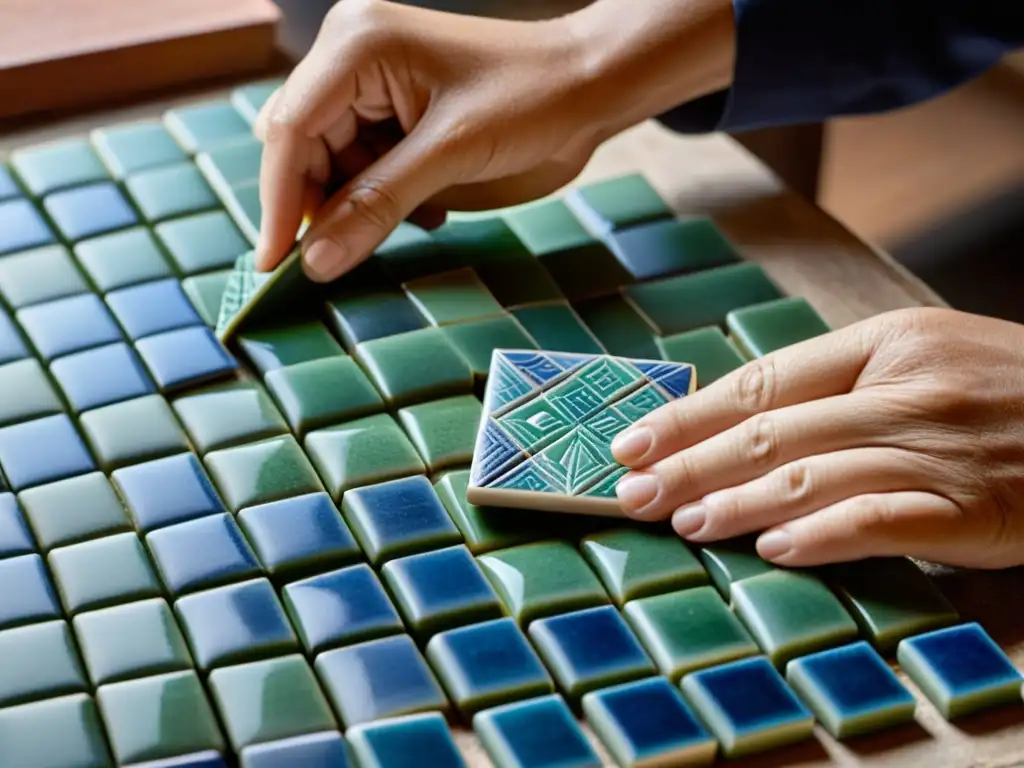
top-left (672, 504), bottom-right (706, 538)
top-left (615, 474), bottom-right (659, 514)
top-left (302, 239), bottom-right (346, 282)
top-left (611, 428), bottom-right (652, 463)
top-left (757, 531), bottom-right (792, 560)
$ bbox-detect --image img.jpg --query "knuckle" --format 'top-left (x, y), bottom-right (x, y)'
top-left (262, 109), bottom-right (296, 143)
top-left (347, 183), bottom-right (403, 232)
top-left (734, 358), bottom-right (777, 414)
top-left (848, 496), bottom-right (898, 532)
top-left (777, 461), bottom-right (814, 505)
top-left (742, 413), bottom-right (781, 468)
top-left (662, 453), bottom-right (697, 495)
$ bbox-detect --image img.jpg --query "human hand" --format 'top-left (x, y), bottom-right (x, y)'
top-left (610, 307), bottom-right (1024, 569)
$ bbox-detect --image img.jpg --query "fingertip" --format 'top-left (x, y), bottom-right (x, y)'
top-left (610, 426), bottom-right (653, 466)
top-left (755, 529), bottom-right (793, 562)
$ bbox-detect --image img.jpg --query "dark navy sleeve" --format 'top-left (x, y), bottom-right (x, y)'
top-left (659, 0), bottom-right (1024, 133)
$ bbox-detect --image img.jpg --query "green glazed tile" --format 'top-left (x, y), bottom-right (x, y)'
top-left (726, 296), bottom-right (831, 357)
top-left (530, 231), bottom-right (633, 301)
top-left (124, 162), bottom-right (218, 223)
top-left (442, 316), bottom-right (538, 380)
top-left (398, 395), bottom-right (482, 473)
top-left (581, 528), bottom-right (709, 605)
top-left (477, 541), bottom-right (609, 625)
top-left (73, 227), bottom-right (175, 293)
top-left (609, 217), bottom-right (740, 280)
top-left (91, 121), bottom-right (188, 177)
top-left (503, 197), bottom-right (595, 256)
top-left (97, 670), bottom-right (226, 764)
top-left (222, 181), bottom-right (263, 245)
top-left (434, 470), bottom-right (539, 555)
top-left (373, 221), bottom-right (448, 280)
top-left (79, 395), bottom-right (190, 472)
top-left (164, 100), bottom-right (251, 153)
top-left (731, 570), bottom-right (859, 668)
top-left (155, 210), bottom-right (249, 274)
top-left (0, 620), bottom-right (88, 707)
top-left (196, 137), bottom-right (262, 191)
top-left (0, 244), bottom-right (88, 308)
top-left (355, 327), bottom-right (474, 407)
top-left (205, 435), bottom-right (325, 513)
top-left (404, 267), bottom-right (505, 326)
top-left (624, 586), bottom-right (759, 681)
top-left (173, 380), bottom-right (288, 454)
top-left (0, 693), bottom-right (113, 768)
top-left (209, 654), bottom-right (337, 751)
top-left (698, 536), bottom-right (777, 598)
top-left (657, 326), bottom-right (746, 386)
top-left (305, 414), bottom-right (426, 501)
top-left (511, 303), bottom-right (604, 355)
top-left (182, 269), bottom-right (233, 326)
top-left (237, 321), bottom-right (345, 376)
top-left (73, 598), bottom-right (193, 685)
top-left (0, 358), bottom-right (63, 428)
top-left (18, 472), bottom-right (131, 551)
top-left (48, 532), bottom-right (161, 614)
top-left (574, 295), bottom-right (660, 359)
top-left (10, 138), bottom-right (109, 196)
top-left (265, 356), bottom-right (384, 436)
top-left (567, 173), bottom-right (672, 232)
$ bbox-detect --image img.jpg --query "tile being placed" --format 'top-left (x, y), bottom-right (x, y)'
top-left (0, 198), bottom-right (55, 256)
top-left (91, 121), bottom-right (188, 177)
top-left (241, 732), bottom-right (350, 768)
top-left (0, 694), bottom-right (113, 768)
top-left (155, 210), bottom-right (248, 275)
top-left (74, 226), bottom-right (175, 293)
top-left (43, 182), bottom-right (138, 242)
top-left (727, 296), bottom-right (830, 357)
top-left (18, 471), bottom-right (131, 551)
top-left (0, 554), bottom-right (62, 629)
top-left (173, 380), bottom-right (288, 454)
top-left (0, 243), bottom-right (88, 309)
top-left (348, 713), bottom-right (465, 768)
top-left (0, 620), bottom-right (87, 707)
top-left (213, 250), bottom-right (316, 342)
top-left (474, 695), bottom-right (600, 768)
top-left (0, 358), bottom-right (63, 428)
top-left (657, 326), bottom-right (747, 386)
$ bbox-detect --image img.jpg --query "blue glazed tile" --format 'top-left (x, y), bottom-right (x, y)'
top-left (0, 198), bottom-right (54, 255)
top-left (0, 313), bottom-right (28, 365)
top-left (17, 294), bottom-right (122, 361)
top-left (237, 493), bottom-right (360, 579)
top-left (283, 564), bottom-right (404, 655)
top-left (482, 355), bottom-right (536, 415)
top-left (241, 731), bottom-right (350, 768)
top-left (0, 554), bottom-right (60, 629)
top-left (146, 512), bottom-right (261, 595)
top-left (681, 656), bottom-right (814, 758)
top-left (469, 421), bottom-right (525, 488)
top-left (582, 677), bottom-right (717, 768)
top-left (897, 622), bottom-right (1024, 719)
top-left (91, 121), bottom-right (189, 178)
top-left (348, 713), bottom-right (466, 768)
top-left (105, 279), bottom-right (203, 340)
top-left (501, 351), bottom-right (564, 385)
top-left (112, 452), bottom-right (225, 532)
top-left (136, 325), bottom-right (238, 391)
top-left (633, 360), bottom-right (694, 398)
top-left (10, 138), bottom-right (110, 196)
top-left (473, 694), bottom-right (600, 768)
top-left (786, 641), bottom-right (916, 738)
top-left (326, 292), bottom-right (426, 348)
top-left (528, 605), bottom-right (656, 701)
top-left (488, 460), bottom-right (563, 495)
top-left (175, 578), bottom-right (298, 671)
top-left (426, 617), bottom-right (554, 716)
top-left (0, 415), bottom-right (96, 491)
top-left (129, 752), bottom-right (227, 768)
top-left (316, 634), bottom-right (448, 727)
top-left (43, 182), bottom-right (138, 242)
top-left (50, 342), bottom-right (155, 412)
top-left (607, 218), bottom-right (739, 281)
top-left (0, 494), bottom-right (35, 558)
top-left (0, 166), bottom-right (19, 200)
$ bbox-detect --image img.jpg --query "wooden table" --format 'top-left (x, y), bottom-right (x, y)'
top-left (4, 85), bottom-right (1023, 768)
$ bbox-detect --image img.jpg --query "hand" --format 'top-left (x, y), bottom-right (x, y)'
top-left (610, 307), bottom-right (1024, 569)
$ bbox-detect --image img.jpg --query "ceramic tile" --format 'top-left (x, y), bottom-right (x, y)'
top-left (0, 693), bottom-right (113, 768)
top-left (240, 732), bottom-right (349, 768)
top-left (283, 564), bottom-right (404, 655)
top-left (0, 493), bottom-right (35, 558)
top-left (155, 210), bottom-right (249, 274)
top-left (182, 270), bottom-right (233, 326)
top-left (173, 380), bottom-right (287, 454)
top-left (582, 677), bottom-right (717, 768)
top-left (105, 278), bottom-right (203, 339)
top-left (347, 713), bottom-right (464, 768)
top-left (316, 634), bottom-right (449, 726)
top-left (10, 138), bottom-right (110, 196)
top-left (197, 137), bottom-right (263, 194)
top-left (165, 101), bottom-right (252, 153)
top-left (222, 181), bottom-right (263, 245)
top-left (0, 166), bottom-right (21, 200)
top-left (403, 268), bottom-right (504, 326)
top-left (897, 622), bottom-right (1023, 719)
top-left (135, 326), bottom-right (239, 391)
top-left (698, 536), bottom-right (777, 598)
top-left (786, 641), bottom-right (916, 738)
top-left (475, 694), bottom-right (600, 768)
top-left (442, 316), bottom-right (538, 381)
top-left (92, 121), bottom-right (188, 178)
top-left (237, 321), bottom-right (345, 375)
top-left (125, 162), bottom-right (218, 223)
top-left (727, 296), bottom-right (831, 357)
top-left (657, 326), bottom-right (747, 386)
top-left (129, 753), bottom-right (227, 768)
top-left (565, 173), bottom-right (673, 234)
top-left (427, 617), bottom-right (554, 716)
top-left (265, 356), bottom-right (384, 436)
top-left (238, 493), bottom-right (361, 580)
top-left (0, 198), bottom-right (55, 256)
top-left (0, 620), bottom-right (87, 707)
top-left (43, 182), bottom-right (138, 242)
top-left (18, 471), bottom-right (131, 551)
top-left (50, 342), bottom-right (155, 411)
top-left (0, 358), bottom-right (63, 428)
top-left (209, 655), bottom-right (337, 751)
top-left (0, 312), bottom-right (28, 364)
top-left (112, 452), bottom-right (225, 532)
top-left (17, 293), bottom-right (122, 361)
top-left (573, 295), bottom-right (660, 360)
top-left (212, 249), bottom-right (314, 341)
top-left (74, 226), bottom-right (175, 293)
top-left (0, 414), bottom-right (96, 491)
top-left (0, 243), bottom-right (88, 308)
top-left (434, 470), bottom-right (539, 555)
top-left (511, 303), bottom-right (604, 355)
top-left (205, 435), bottom-right (325, 513)
top-left (175, 578), bottom-right (298, 671)
top-left (73, 598), bottom-right (193, 686)
top-left (623, 586), bottom-right (759, 682)
top-left (398, 395), bottom-right (482, 473)
top-left (48, 532), bottom-right (161, 614)
top-left (0, 554), bottom-right (61, 629)
top-left (80, 395), bottom-right (191, 472)
top-left (305, 414), bottom-right (426, 500)
top-left (326, 290), bottom-right (426, 349)
top-left (371, 221), bottom-right (448, 280)
top-left (96, 670), bottom-right (226, 764)
top-left (146, 512), bottom-right (261, 595)
top-left (732, 570), bottom-right (859, 668)
top-left (609, 218), bottom-right (740, 281)
top-left (355, 327), bottom-right (475, 407)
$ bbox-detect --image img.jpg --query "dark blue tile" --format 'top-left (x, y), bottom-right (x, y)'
top-left (0, 494), bottom-right (35, 558)
top-left (473, 694), bottom-right (600, 768)
top-left (49, 342), bottom-right (155, 412)
top-left (0, 167), bottom-right (19, 201)
top-left (43, 182), bottom-right (138, 242)
top-left (633, 360), bottom-right (694, 399)
top-left (0, 554), bottom-right (61, 629)
top-left (315, 634), bottom-right (448, 727)
top-left (241, 731), bottom-right (350, 768)
top-left (327, 292), bottom-right (426, 347)
top-left (283, 564), bottom-right (403, 655)
top-left (111, 452), bottom-right (225, 532)
top-left (17, 294), bottom-right (122, 361)
top-left (0, 313), bottom-right (27, 365)
top-left (136, 326), bottom-right (238, 391)
top-left (469, 421), bottom-right (524, 488)
top-left (174, 578), bottom-right (298, 671)
top-left (0, 414), bottom-right (96, 491)
top-left (608, 218), bottom-right (739, 281)
top-left (0, 198), bottom-right (54, 255)
top-left (500, 351), bottom-right (564, 385)
top-left (348, 713), bottom-right (465, 768)
top-left (105, 279), bottom-right (203, 340)
top-left (129, 751), bottom-right (227, 768)
top-left (146, 512), bottom-right (261, 595)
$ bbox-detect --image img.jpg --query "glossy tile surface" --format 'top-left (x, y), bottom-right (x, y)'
top-left (204, 435), bottom-right (324, 512)
top-left (656, 326), bottom-right (747, 386)
top-left (609, 217), bottom-right (740, 281)
top-left (182, 270), bottom-right (232, 327)
top-left (126, 162), bottom-right (217, 222)
top-left (511, 303), bottom-right (604, 355)
top-left (48, 532), bottom-right (161, 614)
top-left (0, 493), bottom-right (34, 558)
top-left (398, 395), bottom-right (482, 472)
top-left (135, 326), bottom-right (238, 391)
top-left (50, 342), bottom-right (155, 411)
top-left (0, 554), bottom-right (61, 628)
top-left (434, 471), bottom-right (537, 555)
top-left (106, 279), bottom-right (202, 340)
top-left (11, 138), bottom-right (109, 196)
top-left (237, 321), bottom-right (344, 375)
top-left (442, 315), bottom-right (538, 379)
top-left (112, 452), bottom-right (225, 532)
top-left (155, 210), bottom-right (249, 275)
top-left (0, 693), bottom-right (113, 768)
top-left (347, 713), bottom-right (465, 768)
top-left (566, 173), bottom-right (672, 234)
top-left (17, 293), bottom-right (122, 361)
top-left (698, 537), bottom-right (776, 598)
top-left (355, 327), bottom-right (474, 407)
top-left (44, 182), bottom-right (138, 242)
top-left (0, 198), bottom-right (55, 255)
top-left (146, 512), bottom-right (261, 595)
top-left (74, 226), bottom-right (174, 292)
top-left (0, 414), bottom-right (96, 491)
top-left (19, 472), bottom-right (131, 551)
top-left (81, 395), bottom-right (191, 471)
top-left (165, 101), bottom-right (251, 153)
top-left (92, 121), bottom-right (188, 177)
top-left (0, 311), bottom-right (28, 364)
top-left (327, 290), bottom-right (426, 348)
top-left (0, 620), bottom-right (87, 707)
top-left (240, 731), bottom-right (350, 768)
top-left (0, 244), bottom-right (88, 309)
top-left (0, 358), bottom-right (63, 428)
top-left (727, 296), bottom-right (830, 357)
top-left (172, 380), bottom-right (287, 454)
top-left (474, 694), bottom-right (600, 768)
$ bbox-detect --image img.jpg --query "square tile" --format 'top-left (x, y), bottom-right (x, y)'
top-left (403, 267), bottom-right (504, 326)
top-left (231, 80), bottom-right (282, 123)
top-left (0, 165), bottom-right (21, 200)
top-left (196, 136), bottom-right (263, 191)
top-left (105, 279), bottom-right (203, 339)
top-left (265, 356), bottom-right (384, 436)
top-left (347, 713), bottom-right (464, 768)
top-left (48, 532), bottom-right (161, 614)
top-left (10, 138), bottom-right (109, 196)
top-left (326, 290), bottom-right (426, 349)
top-left (50, 342), bottom-right (155, 411)
top-left (172, 380), bottom-right (288, 454)
top-left (182, 270), bottom-right (233, 326)
top-left (0, 243), bottom-right (88, 308)
top-left (442, 316), bottom-right (538, 381)
top-left (112, 452), bottom-right (225, 532)
top-left (91, 121), bottom-right (189, 177)
top-left (316, 635), bottom-right (449, 726)
top-left (155, 211), bottom-right (249, 274)
top-left (398, 395), bottom-right (482, 473)
top-left (681, 656), bottom-right (815, 758)
top-left (80, 395), bottom-right (190, 472)
top-left (0, 493), bottom-right (35, 558)
top-left (511, 303), bottom-right (604, 355)
top-left (897, 622), bottom-right (1023, 719)
top-left (283, 564), bottom-right (404, 655)
top-left (73, 598), bottom-right (193, 685)
top-left (657, 326), bottom-right (748, 386)
top-left (165, 101), bottom-right (252, 153)
top-left (354, 327), bottom-right (474, 407)
top-left (0, 620), bottom-right (87, 707)
top-left (0, 414), bottom-right (95, 491)
top-left (43, 182), bottom-right (138, 242)
top-left (727, 296), bottom-right (830, 357)
top-left (0, 358), bottom-right (63, 428)
top-left (237, 321), bottom-right (345, 375)
top-left (573, 295), bottom-right (660, 360)
top-left (434, 470), bottom-right (538, 555)
top-left (241, 732), bottom-right (350, 768)
top-left (0, 198), bottom-right (55, 255)
top-left (222, 181), bottom-right (262, 244)
top-left (146, 512), bottom-right (261, 595)
top-left (73, 226), bottom-right (175, 293)
top-left (18, 471), bottom-right (131, 551)
top-left (474, 694), bottom-right (600, 768)
top-left (125, 162), bottom-right (218, 222)
top-left (698, 536), bottom-right (776, 598)
top-left (609, 218), bottom-right (740, 281)
top-left (17, 293), bottom-right (122, 361)
top-left (135, 326), bottom-right (238, 391)
top-left (0, 554), bottom-right (61, 629)
top-left (205, 435), bottom-right (324, 513)
top-left (0, 312), bottom-right (28, 364)
top-left (0, 694), bottom-right (113, 768)
top-left (565, 173), bottom-right (672, 234)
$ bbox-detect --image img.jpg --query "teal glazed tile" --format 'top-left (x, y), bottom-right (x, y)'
top-left (146, 512), bottom-right (261, 595)
top-left (582, 677), bottom-right (717, 768)
top-left (264, 356), bottom-right (384, 436)
top-left (316, 634), bottom-right (449, 726)
top-left (373, 220), bottom-right (447, 281)
top-left (17, 293), bottom-right (122, 361)
top-left (474, 695), bottom-right (600, 768)
top-left (348, 713), bottom-right (465, 768)
top-left (18, 471), bottom-right (131, 551)
top-left (326, 290), bottom-right (426, 349)
top-left (125, 162), bottom-right (218, 222)
top-left (565, 173), bottom-right (673, 234)
top-left (786, 641), bottom-right (916, 739)
top-left (204, 435), bottom-right (325, 513)
top-left (0, 198), bottom-right (55, 255)
top-left (403, 267), bottom-right (505, 326)
top-left (681, 656), bottom-right (815, 758)
top-left (354, 327), bottom-right (474, 407)
top-left (175, 578), bottom-right (298, 671)
top-left (897, 623), bottom-right (1023, 719)
top-left (197, 137), bottom-right (262, 193)
top-left (0, 493), bottom-right (34, 558)
top-left (398, 395), bottom-right (482, 473)
top-left (511, 303), bottom-right (604, 355)
top-left (574, 295), bottom-right (660, 360)
top-left (241, 732), bottom-right (350, 768)
top-left (0, 414), bottom-right (96, 491)
top-left (0, 619), bottom-right (86, 706)
top-left (73, 598), bottom-right (193, 686)
top-left (283, 564), bottom-right (404, 654)
top-left (657, 326), bottom-right (746, 386)
top-left (231, 79), bottom-right (282, 123)
top-left (608, 217), bottom-right (740, 281)
top-left (237, 321), bottom-right (345, 375)
top-left (48, 532), bottom-right (161, 614)
top-left (434, 470), bottom-right (538, 555)
top-left (136, 326), bottom-right (238, 392)
top-left (222, 180), bottom-right (263, 245)
top-left (50, 342), bottom-right (155, 412)
top-left (10, 138), bottom-right (109, 196)
top-left (112, 452), bottom-right (225, 532)
top-left (0, 358), bottom-right (63, 428)
top-left (74, 227), bottom-right (175, 293)
top-left (91, 121), bottom-right (189, 177)
top-left (727, 296), bottom-right (831, 357)
top-left (0, 243), bottom-right (88, 308)
top-left (105, 278), bottom-right (203, 339)
top-left (0, 312), bottom-right (28, 364)
top-left (0, 166), bottom-right (21, 200)
top-left (0, 554), bottom-right (61, 629)
top-left (698, 536), bottom-right (776, 598)
top-left (341, 475), bottom-right (461, 566)
top-left (0, 693), bottom-right (113, 768)
top-left (155, 210), bottom-right (249, 274)
top-left (43, 182), bottom-right (138, 242)
top-left (80, 395), bottom-right (191, 472)
top-left (172, 380), bottom-right (287, 454)
top-left (442, 315), bottom-right (538, 380)
top-left (165, 100), bottom-right (252, 153)
top-left (182, 270), bottom-right (233, 326)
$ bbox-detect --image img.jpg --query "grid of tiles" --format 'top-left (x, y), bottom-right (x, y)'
top-left (0, 79), bottom-right (1020, 768)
